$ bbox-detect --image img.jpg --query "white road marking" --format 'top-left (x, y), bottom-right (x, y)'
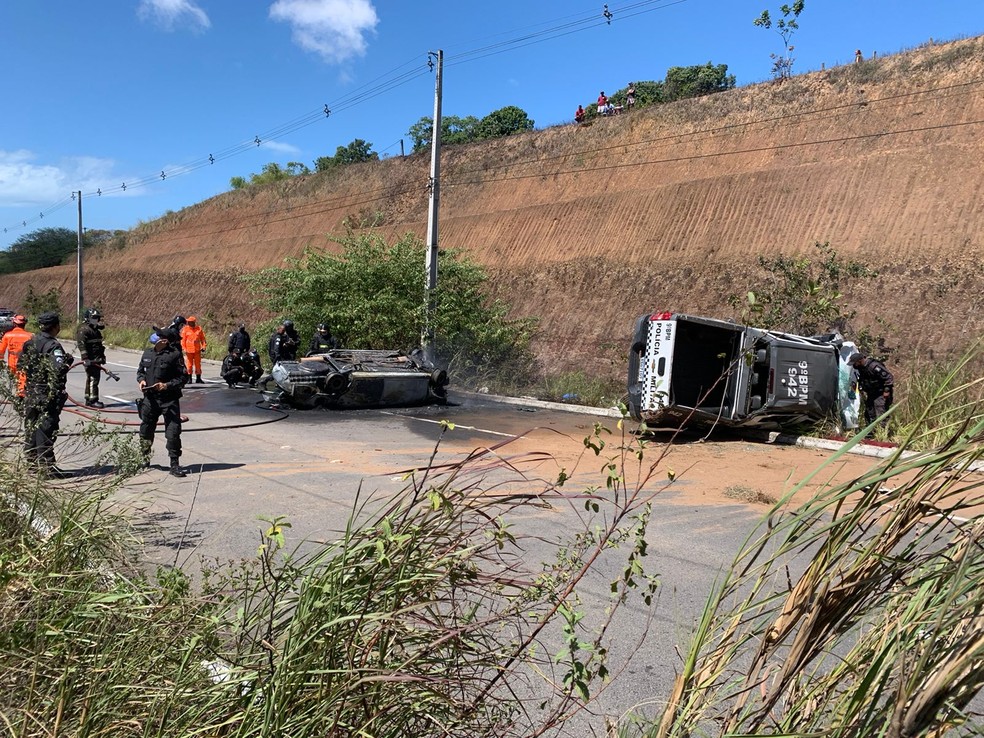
top-left (380, 411), bottom-right (522, 439)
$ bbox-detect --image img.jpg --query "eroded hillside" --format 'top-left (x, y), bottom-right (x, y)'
top-left (2, 36), bottom-right (982, 378)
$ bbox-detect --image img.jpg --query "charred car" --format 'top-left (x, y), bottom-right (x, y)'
top-left (264, 348), bottom-right (449, 409)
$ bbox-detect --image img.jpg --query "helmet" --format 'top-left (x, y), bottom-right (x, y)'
top-left (282, 319), bottom-right (294, 329)
top-left (317, 322), bottom-right (329, 332)
top-left (172, 315), bottom-right (186, 327)
top-left (12, 314), bottom-right (26, 327)
top-left (187, 315), bottom-right (197, 323)
top-left (83, 307), bottom-right (102, 323)
top-left (158, 328), bottom-right (180, 344)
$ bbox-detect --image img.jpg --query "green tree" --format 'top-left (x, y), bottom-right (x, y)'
top-left (475, 106), bottom-right (535, 140)
top-left (0, 227), bottom-right (80, 275)
top-left (663, 62), bottom-right (736, 102)
top-left (608, 80), bottom-right (664, 111)
top-left (314, 139), bottom-right (379, 172)
top-left (229, 161), bottom-right (308, 190)
top-left (754, 1), bottom-right (805, 80)
top-left (243, 232), bottom-right (539, 387)
top-left (285, 161), bottom-right (311, 175)
top-left (406, 115), bottom-right (483, 152)
top-left (23, 284), bottom-right (62, 322)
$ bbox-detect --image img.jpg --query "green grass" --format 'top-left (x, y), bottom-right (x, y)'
top-left (532, 370), bottom-right (625, 407)
top-left (100, 325), bottom-right (228, 362)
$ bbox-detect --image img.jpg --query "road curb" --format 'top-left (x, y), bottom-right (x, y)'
top-left (454, 390), bottom-right (984, 471)
top-left (454, 389), bottom-right (622, 418)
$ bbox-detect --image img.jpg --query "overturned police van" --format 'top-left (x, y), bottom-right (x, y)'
top-left (627, 311), bottom-right (860, 431)
top-left (264, 348), bottom-right (449, 409)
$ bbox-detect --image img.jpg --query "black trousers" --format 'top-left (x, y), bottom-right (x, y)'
top-left (24, 399), bottom-right (62, 465)
top-left (84, 363), bottom-right (102, 402)
top-left (139, 395), bottom-right (182, 461)
top-left (863, 389), bottom-right (893, 426)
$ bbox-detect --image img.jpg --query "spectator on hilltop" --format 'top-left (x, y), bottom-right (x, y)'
top-left (597, 91), bottom-right (608, 114)
top-left (575, 104), bottom-right (586, 124)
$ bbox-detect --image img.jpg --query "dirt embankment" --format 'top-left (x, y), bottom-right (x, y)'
top-left (2, 36), bottom-right (982, 379)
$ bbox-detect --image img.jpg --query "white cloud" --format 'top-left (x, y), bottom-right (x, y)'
top-left (270, 0), bottom-right (378, 64)
top-left (137, 0), bottom-right (211, 32)
top-left (262, 140), bottom-right (302, 155)
top-left (0, 150), bottom-right (125, 207)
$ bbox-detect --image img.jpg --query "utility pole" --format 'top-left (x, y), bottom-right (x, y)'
top-left (76, 191), bottom-right (84, 317)
top-left (422, 49), bottom-right (443, 351)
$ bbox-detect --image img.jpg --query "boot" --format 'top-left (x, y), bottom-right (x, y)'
top-left (169, 460), bottom-right (187, 478)
top-left (195, 374), bottom-right (205, 384)
top-left (87, 399), bottom-right (105, 409)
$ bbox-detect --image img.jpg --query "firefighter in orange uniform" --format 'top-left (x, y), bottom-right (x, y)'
top-left (0, 314), bottom-right (33, 399)
top-left (180, 316), bottom-right (208, 383)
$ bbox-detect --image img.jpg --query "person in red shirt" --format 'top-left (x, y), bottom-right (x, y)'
top-left (575, 105), bottom-right (586, 124)
top-left (597, 91), bottom-right (608, 113)
top-left (0, 314), bottom-right (33, 398)
top-left (180, 316), bottom-right (208, 383)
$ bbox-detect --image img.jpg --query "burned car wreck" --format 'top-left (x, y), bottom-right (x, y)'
top-left (628, 312), bottom-right (861, 432)
top-left (262, 348), bottom-right (449, 409)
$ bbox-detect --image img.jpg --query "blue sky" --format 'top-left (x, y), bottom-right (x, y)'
top-left (1, 0), bottom-right (981, 253)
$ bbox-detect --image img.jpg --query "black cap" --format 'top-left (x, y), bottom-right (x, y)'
top-left (848, 353), bottom-right (864, 366)
top-left (38, 311), bottom-right (60, 328)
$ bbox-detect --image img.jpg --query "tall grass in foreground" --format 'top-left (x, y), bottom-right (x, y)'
top-left (642, 368), bottom-right (984, 736)
top-left (0, 400), bottom-right (670, 736)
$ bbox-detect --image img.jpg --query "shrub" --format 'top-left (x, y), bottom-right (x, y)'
top-left (243, 231), bottom-right (541, 390)
top-left (730, 240), bottom-right (877, 336)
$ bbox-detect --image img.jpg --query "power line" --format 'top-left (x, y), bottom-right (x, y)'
top-left (452, 78), bottom-right (984, 178)
top-left (97, 94), bottom-right (980, 252)
top-left (2, 1), bottom-right (690, 240)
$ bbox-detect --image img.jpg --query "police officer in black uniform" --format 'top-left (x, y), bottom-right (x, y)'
top-left (220, 349), bottom-right (247, 387)
top-left (137, 327), bottom-right (188, 477)
top-left (268, 319), bottom-right (299, 364)
top-left (228, 323), bottom-right (251, 354)
top-left (17, 311), bottom-right (73, 475)
top-left (76, 307), bottom-right (107, 408)
top-left (848, 352), bottom-right (895, 427)
top-left (254, 320), bottom-right (298, 397)
top-left (307, 322), bottom-right (339, 355)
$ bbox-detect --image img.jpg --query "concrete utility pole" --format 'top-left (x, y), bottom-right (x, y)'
top-left (422, 49), bottom-right (443, 351)
top-left (76, 191), bottom-right (84, 317)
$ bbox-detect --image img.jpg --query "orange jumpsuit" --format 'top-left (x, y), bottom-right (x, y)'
top-left (180, 322), bottom-right (207, 376)
top-left (0, 325), bottom-right (33, 396)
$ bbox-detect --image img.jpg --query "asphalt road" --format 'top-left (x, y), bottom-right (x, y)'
top-left (46, 342), bottom-right (781, 729)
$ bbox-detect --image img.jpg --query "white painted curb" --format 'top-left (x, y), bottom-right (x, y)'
top-left (455, 390), bottom-right (984, 472)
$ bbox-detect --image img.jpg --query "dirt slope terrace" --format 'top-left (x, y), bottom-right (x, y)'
top-left (2, 35), bottom-right (982, 379)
